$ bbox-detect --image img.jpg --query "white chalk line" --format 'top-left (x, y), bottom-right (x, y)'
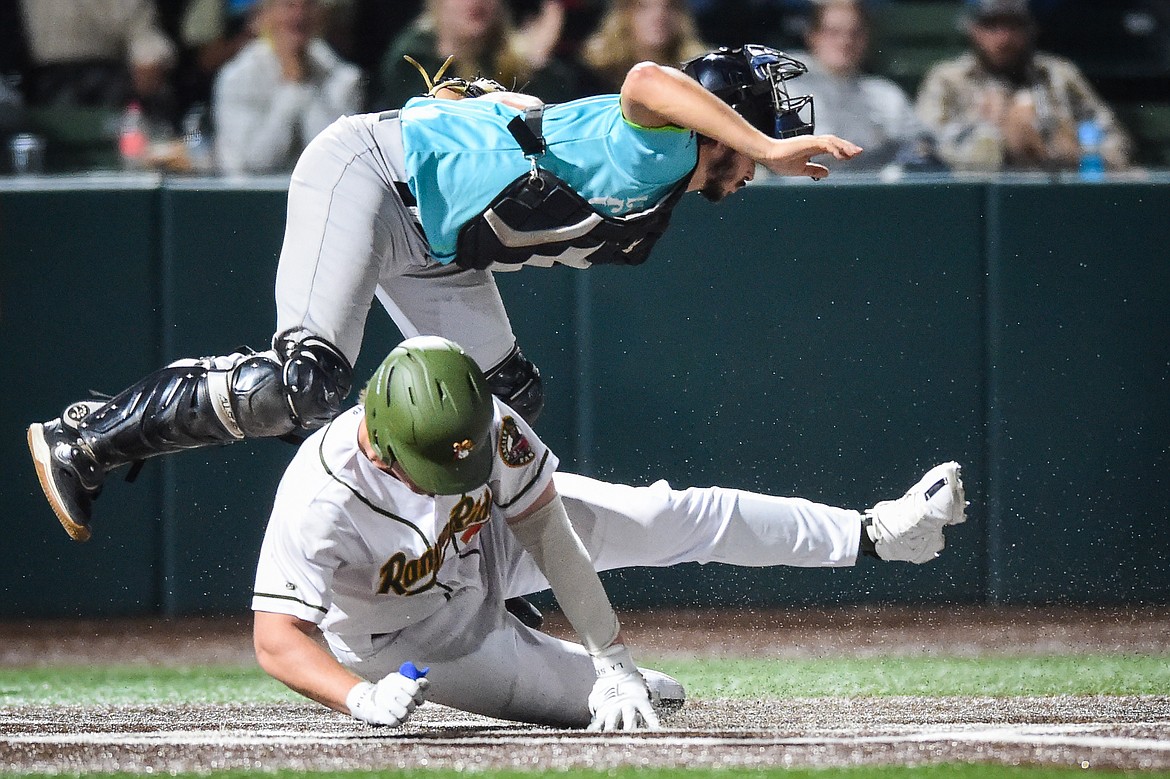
top-left (6, 723), bottom-right (1170, 752)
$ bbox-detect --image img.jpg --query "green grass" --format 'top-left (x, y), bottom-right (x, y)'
top-left (651, 654), bottom-right (1170, 698)
top-left (1, 653), bottom-right (1167, 705)
top-left (19, 767), bottom-right (1170, 778)
top-left (0, 665), bottom-right (297, 705)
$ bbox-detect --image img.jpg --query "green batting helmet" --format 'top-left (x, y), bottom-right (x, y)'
top-left (364, 336), bottom-right (495, 495)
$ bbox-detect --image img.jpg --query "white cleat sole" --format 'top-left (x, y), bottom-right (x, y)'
top-left (27, 423), bottom-right (92, 542)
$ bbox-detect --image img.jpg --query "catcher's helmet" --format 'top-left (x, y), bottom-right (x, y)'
top-left (682, 44), bottom-right (815, 139)
top-left (364, 336), bottom-right (494, 495)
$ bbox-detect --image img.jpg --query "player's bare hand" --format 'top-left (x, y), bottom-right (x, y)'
top-left (346, 662), bottom-right (430, 727)
top-left (515, 0), bottom-right (565, 69)
top-left (757, 135), bottom-right (862, 179)
top-left (587, 644), bottom-right (660, 731)
top-left (269, 29), bottom-right (308, 83)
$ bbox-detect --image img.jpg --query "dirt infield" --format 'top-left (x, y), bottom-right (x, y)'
top-left (2, 607), bottom-right (1169, 774)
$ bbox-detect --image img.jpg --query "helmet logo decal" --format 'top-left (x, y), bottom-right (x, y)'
top-left (452, 438), bottom-right (475, 460)
top-left (498, 416), bottom-right (536, 468)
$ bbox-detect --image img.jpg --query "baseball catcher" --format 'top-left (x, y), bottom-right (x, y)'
top-left (29, 45), bottom-right (861, 546)
top-left (251, 336), bottom-right (966, 730)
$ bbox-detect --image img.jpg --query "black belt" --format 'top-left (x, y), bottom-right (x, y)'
top-left (377, 110), bottom-right (418, 207)
top-left (394, 181), bottom-right (417, 207)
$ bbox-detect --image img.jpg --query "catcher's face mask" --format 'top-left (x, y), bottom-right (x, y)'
top-left (742, 44), bottom-right (816, 139)
top-left (684, 45), bottom-right (815, 139)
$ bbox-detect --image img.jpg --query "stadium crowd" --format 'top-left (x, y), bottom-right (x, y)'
top-left (1, 0), bottom-right (1167, 175)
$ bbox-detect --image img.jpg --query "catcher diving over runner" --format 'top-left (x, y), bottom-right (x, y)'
top-left (251, 336), bottom-right (966, 731)
top-left (28, 45), bottom-right (862, 544)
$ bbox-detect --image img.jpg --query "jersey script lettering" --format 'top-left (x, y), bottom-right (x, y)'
top-left (377, 489), bottom-right (493, 595)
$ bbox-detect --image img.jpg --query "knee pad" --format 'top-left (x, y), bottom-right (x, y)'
top-left (217, 351), bottom-right (298, 438)
top-left (275, 330), bottom-right (354, 430)
top-left (207, 332), bottom-right (353, 438)
top-left (485, 345), bottom-right (544, 423)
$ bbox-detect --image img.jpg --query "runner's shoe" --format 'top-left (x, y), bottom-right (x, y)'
top-left (641, 667), bottom-right (686, 717)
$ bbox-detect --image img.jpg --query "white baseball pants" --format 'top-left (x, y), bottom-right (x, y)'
top-left (326, 472), bottom-right (862, 727)
top-left (273, 112), bottom-right (518, 373)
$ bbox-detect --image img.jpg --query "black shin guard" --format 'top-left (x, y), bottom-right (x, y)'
top-left (77, 363), bottom-right (259, 471)
top-left (485, 346), bottom-right (544, 423)
top-left (76, 334), bottom-right (353, 473)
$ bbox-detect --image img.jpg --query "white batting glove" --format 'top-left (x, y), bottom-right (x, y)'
top-left (587, 644), bottom-right (659, 731)
top-left (346, 662), bottom-right (430, 727)
top-left (866, 462), bottom-right (966, 564)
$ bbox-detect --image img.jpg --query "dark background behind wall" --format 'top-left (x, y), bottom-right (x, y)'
top-left (3, 174), bottom-right (1168, 616)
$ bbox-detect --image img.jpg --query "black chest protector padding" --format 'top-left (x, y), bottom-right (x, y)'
top-left (454, 167), bottom-right (691, 271)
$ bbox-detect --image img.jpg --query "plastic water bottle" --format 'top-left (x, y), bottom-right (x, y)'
top-left (182, 103), bottom-right (212, 173)
top-left (118, 101), bottom-right (149, 170)
top-left (1077, 118), bottom-right (1105, 181)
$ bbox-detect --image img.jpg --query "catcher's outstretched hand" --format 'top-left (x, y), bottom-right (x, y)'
top-left (587, 644), bottom-right (659, 731)
top-left (758, 134), bottom-right (863, 180)
top-left (346, 662), bottom-right (430, 727)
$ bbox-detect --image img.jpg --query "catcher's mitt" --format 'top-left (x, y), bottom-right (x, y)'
top-left (404, 54), bottom-right (508, 99)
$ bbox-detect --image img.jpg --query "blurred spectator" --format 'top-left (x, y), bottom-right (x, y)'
top-left (0, 0), bottom-right (30, 87)
top-left (915, 0), bottom-right (1132, 172)
top-left (177, 0), bottom-right (260, 112)
top-left (373, 0), bottom-right (596, 110)
top-left (179, 0), bottom-right (360, 117)
top-left (580, 0), bottom-right (709, 91)
top-left (797, 0), bottom-right (937, 173)
top-left (213, 0), bottom-right (362, 174)
top-left (685, 0), bottom-right (888, 54)
top-left (511, 0), bottom-right (607, 60)
top-left (1, 76), bottom-right (26, 164)
top-left (334, 0), bottom-right (424, 82)
top-left (18, 0), bottom-right (177, 119)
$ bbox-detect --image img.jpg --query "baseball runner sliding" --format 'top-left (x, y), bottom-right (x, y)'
top-left (251, 337), bottom-right (967, 731)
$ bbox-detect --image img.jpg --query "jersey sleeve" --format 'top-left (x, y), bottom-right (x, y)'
top-left (608, 110), bottom-right (698, 189)
top-left (251, 498), bottom-right (351, 624)
top-left (488, 400), bottom-right (559, 519)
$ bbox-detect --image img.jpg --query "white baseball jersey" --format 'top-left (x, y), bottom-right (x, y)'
top-left (252, 401), bottom-right (557, 639)
top-left (251, 399), bottom-right (863, 726)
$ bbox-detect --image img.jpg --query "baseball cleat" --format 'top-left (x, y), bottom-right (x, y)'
top-left (641, 668), bottom-right (686, 716)
top-left (27, 402), bottom-right (108, 542)
top-left (864, 461), bottom-right (966, 564)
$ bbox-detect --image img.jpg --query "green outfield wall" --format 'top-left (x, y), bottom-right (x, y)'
top-left (3, 174), bottom-right (1167, 616)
